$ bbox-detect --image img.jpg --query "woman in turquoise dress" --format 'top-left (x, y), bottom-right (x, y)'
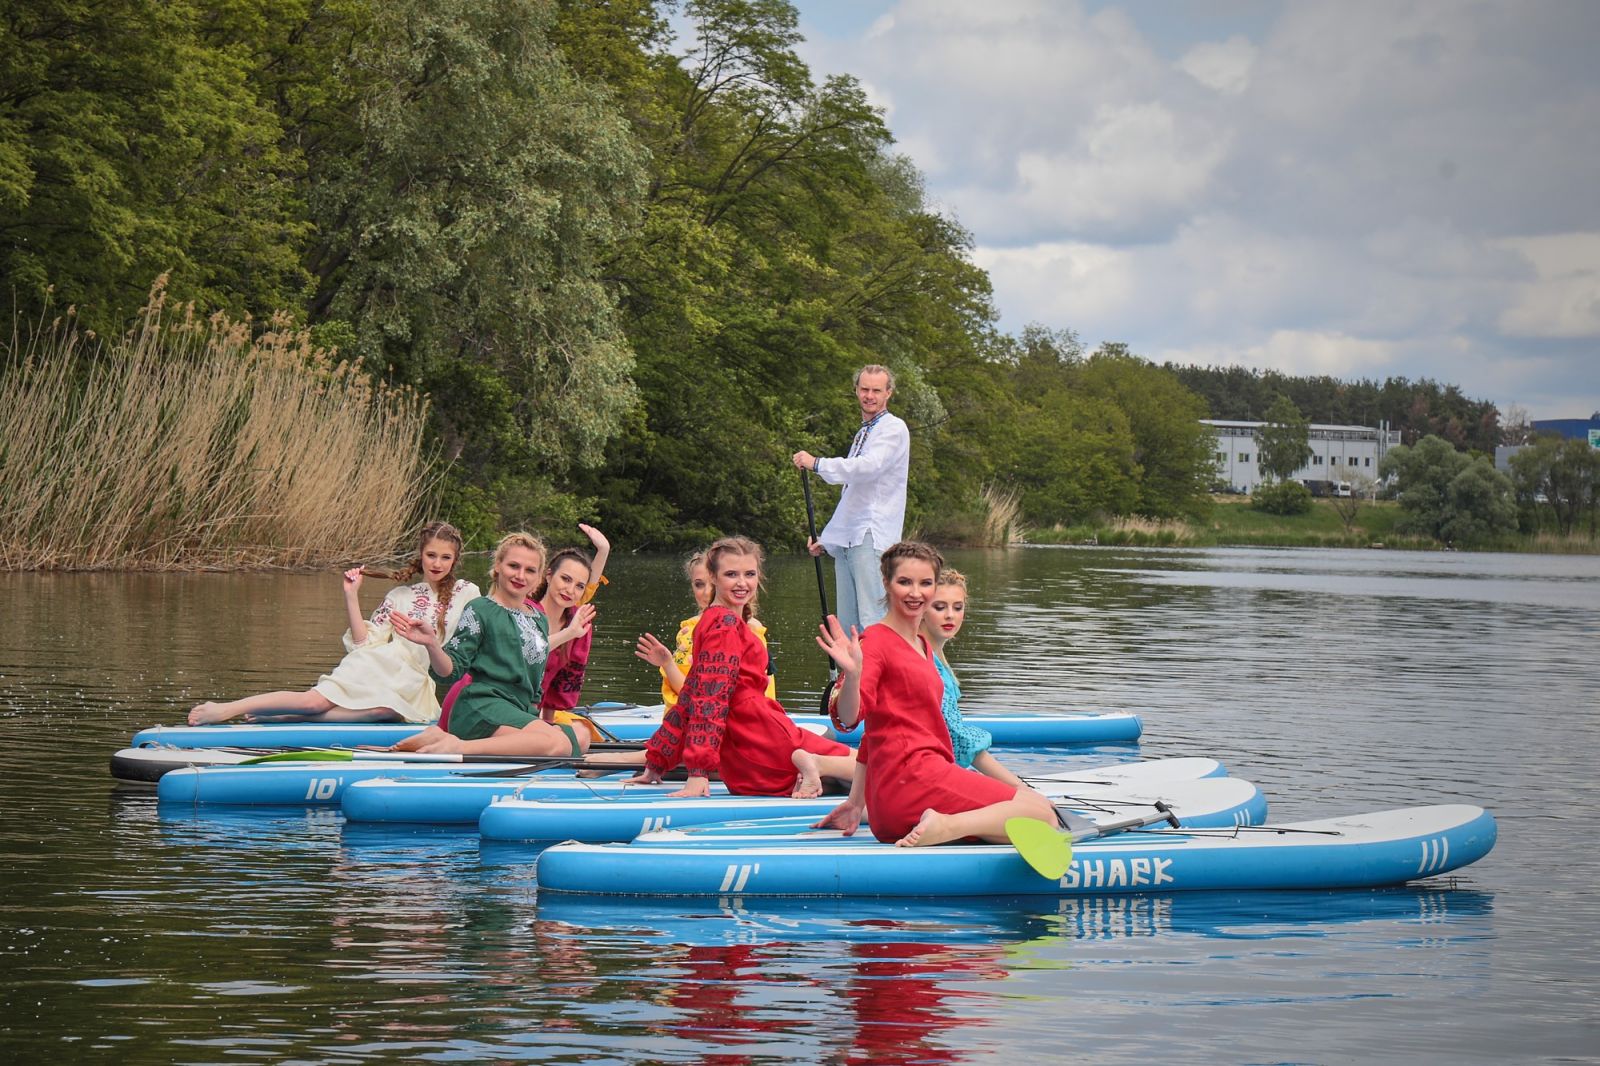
top-left (390, 532), bottom-right (594, 757)
top-left (921, 569), bottom-right (1023, 790)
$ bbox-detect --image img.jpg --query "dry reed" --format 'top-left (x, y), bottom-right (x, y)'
top-left (0, 278), bottom-right (434, 570)
top-left (978, 483), bottom-right (1028, 546)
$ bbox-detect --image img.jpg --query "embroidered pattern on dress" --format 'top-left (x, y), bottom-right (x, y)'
top-left (512, 611), bottom-right (548, 666)
top-left (455, 605), bottom-right (482, 638)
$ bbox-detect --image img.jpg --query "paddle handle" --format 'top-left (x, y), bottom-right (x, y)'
top-left (1065, 800), bottom-right (1181, 842)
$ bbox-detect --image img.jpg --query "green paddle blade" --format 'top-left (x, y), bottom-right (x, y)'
top-left (1006, 816), bottom-right (1073, 880)
top-left (240, 749), bottom-right (357, 765)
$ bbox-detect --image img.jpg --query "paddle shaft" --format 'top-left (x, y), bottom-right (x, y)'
top-left (465, 761), bottom-right (693, 779)
top-left (800, 468), bottom-right (831, 624)
top-left (245, 741), bottom-right (644, 765)
top-left (801, 467), bottom-right (843, 715)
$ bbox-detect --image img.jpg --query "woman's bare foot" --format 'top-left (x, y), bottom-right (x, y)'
top-left (389, 726), bottom-right (448, 752)
top-left (897, 808), bottom-right (959, 848)
top-left (790, 750), bottom-right (824, 798)
top-left (187, 702), bottom-right (239, 726)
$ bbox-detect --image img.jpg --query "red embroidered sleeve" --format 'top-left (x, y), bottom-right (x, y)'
top-left (676, 610), bottom-right (742, 779)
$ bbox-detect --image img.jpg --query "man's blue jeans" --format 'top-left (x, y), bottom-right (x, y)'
top-left (833, 537), bottom-right (885, 634)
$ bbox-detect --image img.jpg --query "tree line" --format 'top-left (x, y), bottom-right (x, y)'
top-left (2, 0), bottom-right (1532, 557)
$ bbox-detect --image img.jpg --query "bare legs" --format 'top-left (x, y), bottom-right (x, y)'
top-left (188, 690), bottom-right (402, 725)
top-left (790, 751), bottom-right (856, 798)
top-left (392, 721), bottom-right (592, 757)
top-left (896, 788), bottom-right (1060, 848)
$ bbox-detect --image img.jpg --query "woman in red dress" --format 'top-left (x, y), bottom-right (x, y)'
top-left (629, 536), bottom-right (856, 798)
top-left (815, 541), bottom-right (1060, 846)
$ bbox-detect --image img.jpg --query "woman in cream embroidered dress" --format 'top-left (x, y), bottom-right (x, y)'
top-left (187, 522), bottom-right (478, 725)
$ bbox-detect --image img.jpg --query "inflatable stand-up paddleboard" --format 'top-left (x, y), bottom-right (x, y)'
top-left (345, 758), bottom-right (1227, 826)
top-left (534, 805), bottom-right (1497, 898)
top-left (129, 707), bottom-right (1141, 750)
top-left (154, 755), bottom-right (1222, 811)
top-left (478, 775), bottom-right (1263, 843)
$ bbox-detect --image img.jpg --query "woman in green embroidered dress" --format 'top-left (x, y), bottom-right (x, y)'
top-left (390, 532), bottom-right (594, 757)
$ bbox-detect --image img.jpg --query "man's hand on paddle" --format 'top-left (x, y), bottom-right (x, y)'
top-left (791, 450), bottom-right (817, 472)
top-left (805, 536), bottom-right (824, 557)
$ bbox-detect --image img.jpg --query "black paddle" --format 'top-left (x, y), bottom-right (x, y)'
top-left (465, 761), bottom-right (694, 779)
top-left (801, 467), bottom-right (840, 715)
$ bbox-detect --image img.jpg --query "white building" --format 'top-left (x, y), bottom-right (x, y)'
top-left (1203, 419), bottom-right (1402, 494)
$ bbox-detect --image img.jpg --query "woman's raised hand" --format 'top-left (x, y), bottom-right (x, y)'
top-left (634, 632), bottom-right (672, 668)
top-left (343, 567), bottom-right (364, 593)
top-left (390, 613), bottom-right (438, 647)
top-left (577, 522), bottom-right (609, 552)
top-left (815, 614), bottom-right (862, 676)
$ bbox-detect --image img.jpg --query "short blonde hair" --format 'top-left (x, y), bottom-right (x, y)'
top-left (489, 532), bottom-right (546, 587)
top-left (855, 363), bottom-right (895, 391)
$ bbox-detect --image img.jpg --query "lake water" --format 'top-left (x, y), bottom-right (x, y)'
top-left (2, 546), bottom-right (1597, 1063)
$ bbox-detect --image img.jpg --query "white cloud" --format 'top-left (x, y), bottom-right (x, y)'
top-left (1010, 102), bottom-right (1228, 235)
top-left (1177, 35), bottom-right (1257, 95)
top-left (1495, 233), bottom-right (1600, 339)
top-left (1159, 330), bottom-right (1401, 377)
top-left (791, 0), bottom-right (1600, 418)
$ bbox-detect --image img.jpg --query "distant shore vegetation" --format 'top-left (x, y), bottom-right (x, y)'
top-left (2, 0), bottom-right (1589, 568)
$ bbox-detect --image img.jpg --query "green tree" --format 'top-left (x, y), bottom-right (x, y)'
top-left (1380, 435), bottom-right (1516, 546)
top-left (1076, 346), bottom-right (1215, 519)
top-left (284, 0), bottom-right (648, 532)
top-left (1251, 479), bottom-right (1312, 515)
top-left (1509, 435), bottom-right (1600, 536)
top-left (1257, 395), bottom-right (1313, 482)
top-left (0, 0), bottom-right (309, 329)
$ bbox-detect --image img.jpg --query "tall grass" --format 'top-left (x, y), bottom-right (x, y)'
top-left (0, 279), bottom-right (434, 570)
top-left (978, 483), bottom-right (1028, 546)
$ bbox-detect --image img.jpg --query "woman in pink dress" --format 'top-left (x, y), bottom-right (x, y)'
top-left (815, 541), bottom-right (1060, 846)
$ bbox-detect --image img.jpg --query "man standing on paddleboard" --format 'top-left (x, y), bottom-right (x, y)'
top-left (791, 364), bottom-right (910, 633)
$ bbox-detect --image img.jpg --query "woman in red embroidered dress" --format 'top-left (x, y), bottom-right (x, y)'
top-left (814, 541), bottom-right (1060, 847)
top-left (628, 536), bottom-right (856, 799)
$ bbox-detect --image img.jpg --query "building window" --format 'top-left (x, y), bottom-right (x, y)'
top-left (1215, 452), bottom-right (1226, 464)
top-left (1365, 456), bottom-right (1372, 467)
top-left (1239, 453), bottom-right (1251, 462)
top-left (1312, 455), bottom-right (1323, 465)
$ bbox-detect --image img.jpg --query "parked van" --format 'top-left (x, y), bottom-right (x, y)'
top-left (1334, 481), bottom-right (1352, 497)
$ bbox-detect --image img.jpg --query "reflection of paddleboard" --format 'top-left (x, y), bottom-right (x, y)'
top-left (347, 757), bottom-right (1229, 826)
top-left (536, 805), bottom-right (1497, 898)
top-left (128, 707), bottom-right (1141, 750)
top-left (479, 776), bottom-right (1263, 842)
top-left (535, 886), bottom-right (1495, 948)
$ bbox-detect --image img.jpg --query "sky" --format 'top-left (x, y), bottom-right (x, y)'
top-left (775, 0), bottom-right (1600, 420)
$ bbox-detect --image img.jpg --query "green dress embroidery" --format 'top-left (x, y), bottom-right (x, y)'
top-left (431, 596), bottom-right (549, 741)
